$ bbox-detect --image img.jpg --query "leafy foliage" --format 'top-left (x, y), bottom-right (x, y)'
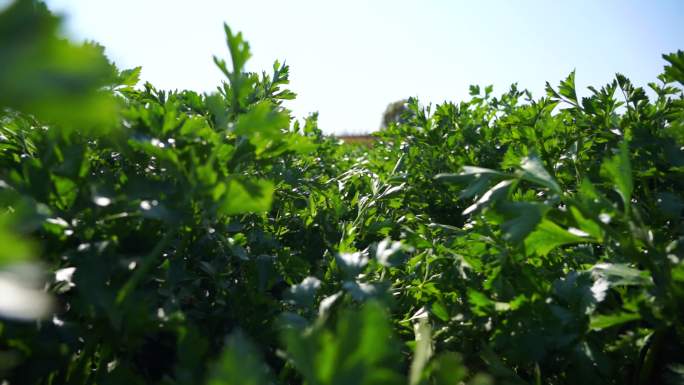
top-left (1, 1), bottom-right (683, 384)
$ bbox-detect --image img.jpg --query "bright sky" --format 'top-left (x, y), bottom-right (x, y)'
top-left (42, 0), bottom-right (684, 134)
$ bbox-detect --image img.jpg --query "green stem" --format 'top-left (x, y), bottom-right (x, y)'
top-left (637, 329), bottom-right (666, 385)
top-left (115, 230), bottom-right (175, 305)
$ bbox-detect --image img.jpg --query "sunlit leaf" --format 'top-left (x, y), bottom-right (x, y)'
top-left (524, 219), bottom-right (589, 256)
top-left (600, 142), bottom-right (633, 209)
top-left (286, 276), bottom-right (321, 307)
top-left (519, 154), bottom-right (561, 194)
top-left (589, 312), bottom-right (640, 331)
top-left (220, 179), bottom-right (274, 216)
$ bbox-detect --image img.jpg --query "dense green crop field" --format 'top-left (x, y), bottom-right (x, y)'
top-left (1, 1), bottom-right (683, 384)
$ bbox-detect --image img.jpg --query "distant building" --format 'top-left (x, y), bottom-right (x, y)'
top-left (337, 134), bottom-right (375, 146)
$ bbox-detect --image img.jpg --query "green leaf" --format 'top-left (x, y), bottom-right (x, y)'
top-left (467, 289), bottom-right (494, 316)
top-left (0, 224), bottom-right (34, 266)
top-left (0, 0), bottom-right (118, 130)
top-left (286, 276), bottom-right (321, 308)
top-left (205, 93), bottom-right (230, 130)
top-left (457, 176), bottom-right (496, 200)
top-left (430, 302), bottom-right (449, 322)
top-left (435, 166), bottom-right (510, 201)
top-left (284, 132), bottom-right (317, 155)
top-left (558, 70), bottom-right (579, 105)
top-left (463, 180), bottom-right (513, 215)
top-left (434, 166), bottom-right (507, 184)
top-left (375, 238), bottom-right (404, 267)
top-left (207, 331), bottom-right (272, 385)
top-left (197, 163), bottom-right (218, 186)
top-left (498, 202), bottom-right (549, 243)
top-left (431, 353), bottom-right (468, 385)
top-left (519, 155), bottom-right (561, 194)
top-left (479, 345), bottom-right (528, 385)
top-left (662, 50), bottom-right (684, 84)
top-left (672, 262), bottom-right (684, 283)
top-left (600, 142), bottom-right (633, 209)
top-left (589, 312), bottom-right (640, 331)
top-left (223, 24), bottom-right (251, 76)
top-left (336, 251), bottom-right (369, 277)
top-left (220, 179), bottom-right (274, 216)
top-left (342, 280), bottom-right (379, 301)
top-left (590, 263), bottom-right (652, 287)
top-left (282, 301), bottom-right (403, 385)
top-left (117, 66), bottom-right (142, 87)
top-left (570, 207), bottom-right (603, 240)
top-left (524, 219), bottom-right (589, 256)
top-left (235, 101), bottom-right (289, 156)
top-left (52, 175), bottom-right (78, 209)
top-left (214, 24), bottom-right (255, 114)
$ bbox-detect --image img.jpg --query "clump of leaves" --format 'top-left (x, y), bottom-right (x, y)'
top-left (1, 1), bottom-right (683, 385)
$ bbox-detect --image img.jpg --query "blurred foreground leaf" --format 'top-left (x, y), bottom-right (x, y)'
top-left (0, 0), bottom-right (118, 130)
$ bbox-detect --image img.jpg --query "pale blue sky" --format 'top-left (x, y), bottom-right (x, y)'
top-left (41, 0), bottom-right (684, 133)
